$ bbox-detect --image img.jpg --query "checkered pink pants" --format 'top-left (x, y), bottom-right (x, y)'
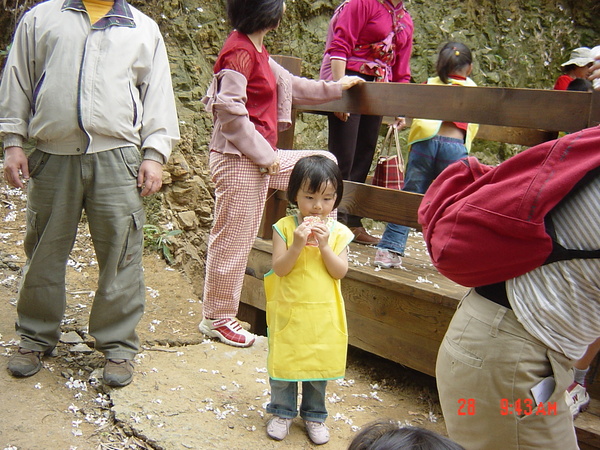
top-left (202, 149), bottom-right (336, 319)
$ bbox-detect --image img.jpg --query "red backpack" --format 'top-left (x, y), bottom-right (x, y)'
top-left (418, 125), bottom-right (600, 287)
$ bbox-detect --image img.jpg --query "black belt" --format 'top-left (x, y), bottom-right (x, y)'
top-left (475, 282), bottom-right (512, 309)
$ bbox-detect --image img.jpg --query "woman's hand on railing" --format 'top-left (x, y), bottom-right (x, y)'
top-left (338, 75), bottom-right (365, 90)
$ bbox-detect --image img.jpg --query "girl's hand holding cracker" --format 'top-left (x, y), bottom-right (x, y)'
top-left (302, 216), bottom-right (329, 247)
top-left (293, 220), bottom-right (312, 247)
top-left (311, 221), bottom-right (331, 249)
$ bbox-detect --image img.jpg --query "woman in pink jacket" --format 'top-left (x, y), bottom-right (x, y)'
top-left (200, 0), bottom-right (363, 347)
top-left (321, 0), bottom-right (414, 244)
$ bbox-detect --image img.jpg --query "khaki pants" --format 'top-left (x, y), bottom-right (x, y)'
top-left (16, 147), bottom-right (145, 359)
top-left (436, 289), bottom-right (577, 450)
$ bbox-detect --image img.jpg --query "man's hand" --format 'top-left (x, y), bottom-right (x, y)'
top-left (138, 159), bottom-right (163, 196)
top-left (3, 146), bottom-right (29, 188)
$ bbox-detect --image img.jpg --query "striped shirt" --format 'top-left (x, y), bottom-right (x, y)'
top-left (508, 176), bottom-right (600, 360)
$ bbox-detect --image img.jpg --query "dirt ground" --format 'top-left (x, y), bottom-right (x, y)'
top-left (0, 180), bottom-right (447, 450)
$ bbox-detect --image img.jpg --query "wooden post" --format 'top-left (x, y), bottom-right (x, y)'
top-left (257, 55), bottom-right (303, 239)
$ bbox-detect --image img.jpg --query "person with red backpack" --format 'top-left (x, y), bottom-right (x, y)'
top-left (423, 123), bottom-right (600, 448)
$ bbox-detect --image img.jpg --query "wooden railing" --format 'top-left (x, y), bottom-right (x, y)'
top-left (261, 55), bottom-right (600, 238)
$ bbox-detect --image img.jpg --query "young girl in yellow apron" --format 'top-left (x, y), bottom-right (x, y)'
top-left (264, 155), bottom-right (354, 444)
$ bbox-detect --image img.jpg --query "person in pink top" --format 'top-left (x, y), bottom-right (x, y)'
top-left (200, 0), bottom-right (364, 348)
top-left (553, 47), bottom-right (594, 90)
top-left (320, 0), bottom-right (414, 245)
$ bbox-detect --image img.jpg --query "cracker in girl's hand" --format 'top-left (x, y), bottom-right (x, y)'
top-left (303, 216), bottom-right (327, 246)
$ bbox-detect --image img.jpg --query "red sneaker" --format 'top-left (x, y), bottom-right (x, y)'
top-left (199, 317), bottom-right (256, 347)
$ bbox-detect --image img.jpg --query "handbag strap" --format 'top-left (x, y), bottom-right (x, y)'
top-left (380, 125), bottom-right (405, 169)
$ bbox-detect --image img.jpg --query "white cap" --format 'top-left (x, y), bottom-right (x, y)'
top-left (561, 47), bottom-right (594, 67)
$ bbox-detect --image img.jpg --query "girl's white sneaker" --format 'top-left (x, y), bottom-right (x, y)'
top-left (304, 420), bottom-right (330, 445)
top-left (266, 416), bottom-right (292, 441)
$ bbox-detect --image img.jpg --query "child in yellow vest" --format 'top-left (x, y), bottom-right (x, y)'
top-left (264, 155), bottom-right (354, 444)
top-left (374, 41), bottom-right (479, 269)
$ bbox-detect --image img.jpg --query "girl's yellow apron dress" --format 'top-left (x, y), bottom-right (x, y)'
top-left (264, 215), bottom-right (354, 381)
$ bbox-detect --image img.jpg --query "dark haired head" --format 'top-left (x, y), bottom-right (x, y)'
top-left (566, 78), bottom-right (593, 92)
top-left (561, 64), bottom-right (578, 74)
top-left (226, 0), bottom-right (285, 35)
top-left (436, 42), bottom-right (473, 84)
top-left (287, 155), bottom-right (343, 209)
top-left (348, 420), bottom-right (465, 450)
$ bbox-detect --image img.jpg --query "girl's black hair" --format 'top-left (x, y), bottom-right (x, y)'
top-left (566, 78), bottom-right (593, 92)
top-left (436, 42), bottom-right (473, 84)
top-left (287, 155), bottom-right (343, 209)
top-left (226, 0), bottom-right (285, 35)
top-left (348, 420), bottom-right (465, 450)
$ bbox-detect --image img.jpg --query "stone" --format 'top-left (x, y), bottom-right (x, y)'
top-left (178, 211), bottom-right (198, 230)
top-left (69, 343), bottom-right (94, 354)
top-left (60, 331), bottom-right (84, 344)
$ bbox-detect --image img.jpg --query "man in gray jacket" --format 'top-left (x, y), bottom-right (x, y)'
top-left (0, 0), bottom-right (179, 386)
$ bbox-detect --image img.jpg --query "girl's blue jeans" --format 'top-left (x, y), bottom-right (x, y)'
top-left (267, 378), bottom-right (328, 422)
top-left (378, 135), bottom-right (468, 255)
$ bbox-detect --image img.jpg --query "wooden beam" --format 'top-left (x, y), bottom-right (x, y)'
top-left (257, 189), bottom-right (287, 239)
top-left (383, 116), bottom-right (558, 147)
top-left (475, 125), bottom-right (558, 147)
top-left (575, 412), bottom-right (600, 450)
top-left (339, 181), bottom-right (423, 230)
top-left (298, 83), bottom-right (597, 133)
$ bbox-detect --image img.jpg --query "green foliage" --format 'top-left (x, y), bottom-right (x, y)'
top-left (143, 224), bottom-right (183, 265)
top-left (0, 43), bottom-right (10, 57)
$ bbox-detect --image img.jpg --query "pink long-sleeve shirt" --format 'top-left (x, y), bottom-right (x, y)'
top-left (325, 0), bottom-right (413, 83)
top-left (203, 32), bottom-right (343, 167)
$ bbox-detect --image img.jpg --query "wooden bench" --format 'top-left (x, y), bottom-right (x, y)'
top-left (241, 56), bottom-right (600, 447)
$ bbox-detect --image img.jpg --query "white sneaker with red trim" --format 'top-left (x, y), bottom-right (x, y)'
top-left (374, 248), bottom-right (403, 269)
top-left (568, 382), bottom-right (590, 418)
top-left (199, 317), bottom-right (256, 347)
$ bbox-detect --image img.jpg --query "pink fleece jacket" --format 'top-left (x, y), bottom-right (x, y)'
top-left (203, 59), bottom-right (343, 167)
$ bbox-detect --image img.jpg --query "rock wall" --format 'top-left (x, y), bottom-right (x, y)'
top-left (1, 0), bottom-right (599, 295)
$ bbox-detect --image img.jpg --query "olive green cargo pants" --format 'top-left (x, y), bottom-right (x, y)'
top-left (16, 147), bottom-right (145, 359)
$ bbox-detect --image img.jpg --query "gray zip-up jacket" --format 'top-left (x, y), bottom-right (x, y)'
top-left (0, 0), bottom-right (179, 164)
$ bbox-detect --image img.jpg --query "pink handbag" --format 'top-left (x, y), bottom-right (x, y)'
top-left (372, 125), bottom-right (405, 190)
